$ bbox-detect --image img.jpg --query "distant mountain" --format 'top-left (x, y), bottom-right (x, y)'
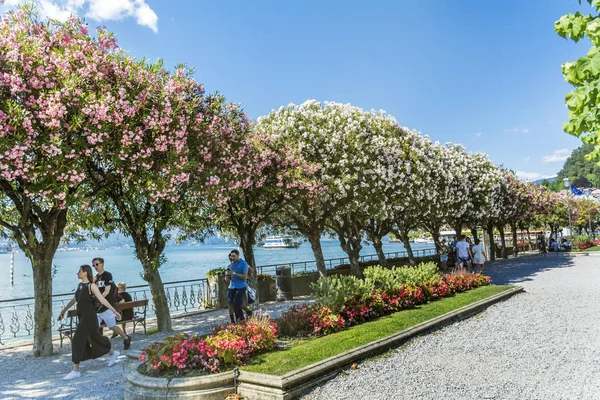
top-left (534, 176), bottom-right (556, 185)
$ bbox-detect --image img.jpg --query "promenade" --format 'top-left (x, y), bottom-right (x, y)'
top-left (0, 253), bottom-right (598, 399)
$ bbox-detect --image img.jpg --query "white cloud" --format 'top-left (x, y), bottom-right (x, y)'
top-left (505, 128), bottom-right (530, 134)
top-left (2, 0), bottom-right (158, 32)
top-left (475, 132), bottom-right (482, 137)
top-left (515, 171), bottom-right (556, 182)
top-left (524, 156), bottom-right (531, 163)
top-left (542, 149), bottom-right (571, 163)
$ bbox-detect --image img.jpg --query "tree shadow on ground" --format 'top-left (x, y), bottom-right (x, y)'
top-left (483, 253), bottom-right (576, 286)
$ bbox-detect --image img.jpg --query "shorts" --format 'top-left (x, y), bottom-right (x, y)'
top-left (97, 309), bottom-right (117, 328)
top-left (458, 257), bottom-right (470, 266)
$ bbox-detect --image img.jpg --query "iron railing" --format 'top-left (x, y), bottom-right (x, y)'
top-left (255, 247), bottom-right (437, 275)
top-left (0, 278), bottom-right (209, 346)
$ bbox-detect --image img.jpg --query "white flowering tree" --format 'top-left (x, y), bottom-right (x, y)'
top-left (418, 143), bottom-right (471, 250)
top-left (445, 150), bottom-right (502, 240)
top-left (260, 101), bottom-right (416, 277)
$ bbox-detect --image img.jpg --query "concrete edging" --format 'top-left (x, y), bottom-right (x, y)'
top-left (237, 285), bottom-right (524, 400)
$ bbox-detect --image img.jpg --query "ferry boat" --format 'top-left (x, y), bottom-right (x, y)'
top-left (414, 237), bottom-right (435, 244)
top-left (262, 236), bottom-right (300, 249)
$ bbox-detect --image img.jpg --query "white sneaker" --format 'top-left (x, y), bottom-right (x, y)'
top-left (63, 370), bottom-right (81, 380)
top-left (108, 350), bottom-right (120, 367)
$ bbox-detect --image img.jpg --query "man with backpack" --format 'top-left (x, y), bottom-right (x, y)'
top-left (92, 257), bottom-right (131, 350)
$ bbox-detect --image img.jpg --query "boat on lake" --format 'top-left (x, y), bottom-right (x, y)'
top-left (262, 236), bottom-right (301, 249)
top-left (414, 237), bottom-right (435, 244)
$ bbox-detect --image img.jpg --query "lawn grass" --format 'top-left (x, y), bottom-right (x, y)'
top-left (584, 246), bottom-right (600, 252)
top-left (243, 285), bottom-right (513, 376)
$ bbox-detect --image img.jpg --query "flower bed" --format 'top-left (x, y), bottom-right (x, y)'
top-left (276, 262), bottom-right (491, 338)
top-left (139, 317), bottom-right (278, 377)
top-left (578, 239), bottom-right (600, 250)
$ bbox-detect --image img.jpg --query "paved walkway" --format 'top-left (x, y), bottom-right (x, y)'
top-left (0, 253), bottom-right (597, 399)
top-left (0, 297), bottom-right (313, 400)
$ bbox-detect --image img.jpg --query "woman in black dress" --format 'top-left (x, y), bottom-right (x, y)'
top-left (58, 265), bottom-right (122, 380)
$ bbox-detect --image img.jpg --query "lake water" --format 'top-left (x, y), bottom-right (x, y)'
top-left (0, 240), bottom-right (434, 301)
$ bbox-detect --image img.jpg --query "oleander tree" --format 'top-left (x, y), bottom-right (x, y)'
top-left (260, 101), bottom-right (417, 277)
top-left (445, 150), bottom-right (502, 240)
top-left (418, 142), bottom-right (471, 251)
top-left (0, 5), bottom-right (128, 356)
top-left (206, 114), bottom-right (317, 294)
top-left (555, 1), bottom-right (600, 163)
top-left (84, 57), bottom-right (234, 332)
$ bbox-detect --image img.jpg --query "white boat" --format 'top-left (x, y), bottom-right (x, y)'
top-left (262, 236), bottom-right (300, 249)
top-left (414, 237), bottom-right (435, 244)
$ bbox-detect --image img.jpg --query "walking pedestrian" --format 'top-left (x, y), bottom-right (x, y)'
top-left (92, 258), bottom-right (131, 349)
top-left (439, 239), bottom-right (450, 273)
top-left (455, 235), bottom-right (473, 273)
top-left (471, 238), bottom-right (487, 273)
top-left (226, 250), bottom-right (249, 323)
top-left (58, 265), bottom-right (121, 380)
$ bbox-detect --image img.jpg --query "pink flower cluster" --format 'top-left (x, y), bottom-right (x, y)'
top-left (140, 317), bottom-right (278, 376)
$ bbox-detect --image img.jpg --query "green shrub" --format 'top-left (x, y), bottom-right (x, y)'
top-left (206, 268), bottom-right (227, 278)
top-left (310, 275), bottom-right (369, 312)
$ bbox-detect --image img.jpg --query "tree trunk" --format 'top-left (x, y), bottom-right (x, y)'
top-left (141, 264), bottom-right (172, 331)
top-left (372, 236), bottom-right (388, 268)
top-left (429, 226), bottom-right (442, 252)
top-left (347, 247), bottom-right (362, 278)
top-left (31, 256), bottom-right (54, 357)
top-left (306, 232), bottom-right (327, 278)
top-left (238, 227), bottom-right (259, 303)
top-left (394, 228), bottom-right (416, 266)
top-left (526, 228), bottom-right (532, 251)
top-left (454, 223), bottom-right (463, 239)
top-left (338, 236), bottom-right (363, 278)
top-left (487, 223), bottom-right (496, 262)
top-left (471, 227), bottom-right (478, 241)
top-left (498, 226), bottom-right (507, 259)
top-left (511, 223), bottom-right (519, 257)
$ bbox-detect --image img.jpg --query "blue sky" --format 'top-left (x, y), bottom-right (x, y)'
top-left (2, 0), bottom-right (594, 181)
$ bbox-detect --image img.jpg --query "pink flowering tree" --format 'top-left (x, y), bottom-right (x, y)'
top-left (205, 114), bottom-right (316, 294)
top-left (83, 56), bottom-right (234, 332)
top-left (0, 6), bottom-right (128, 356)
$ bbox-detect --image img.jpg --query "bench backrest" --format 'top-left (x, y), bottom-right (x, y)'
top-left (64, 299), bottom-right (149, 318)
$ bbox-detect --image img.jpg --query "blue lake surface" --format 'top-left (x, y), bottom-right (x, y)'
top-left (0, 240), bottom-right (434, 301)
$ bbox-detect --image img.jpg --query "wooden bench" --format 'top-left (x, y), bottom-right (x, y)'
top-left (58, 299), bottom-right (148, 347)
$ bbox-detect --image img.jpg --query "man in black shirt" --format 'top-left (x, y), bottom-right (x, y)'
top-left (93, 257), bottom-right (131, 350)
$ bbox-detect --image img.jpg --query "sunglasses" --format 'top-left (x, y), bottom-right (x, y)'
top-left (93, 263), bottom-right (101, 266)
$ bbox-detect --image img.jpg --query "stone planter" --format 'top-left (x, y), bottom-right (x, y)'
top-left (291, 273), bottom-right (320, 297)
top-left (123, 364), bottom-right (235, 400)
top-left (207, 276), bottom-right (229, 309)
top-left (257, 279), bottom-right (277, 302)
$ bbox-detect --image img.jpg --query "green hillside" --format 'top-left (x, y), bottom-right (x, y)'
top-left (542, 144), bottom-right (600, 191)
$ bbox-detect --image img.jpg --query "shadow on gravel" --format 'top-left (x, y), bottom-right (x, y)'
top-left (484, 254), bottom-right (576, 286)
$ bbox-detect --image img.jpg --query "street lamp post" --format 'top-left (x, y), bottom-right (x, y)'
top-left (563, 178), bottom-right (573, 237)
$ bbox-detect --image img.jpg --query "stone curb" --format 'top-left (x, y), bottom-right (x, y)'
top-left (237, 286), bottom-right (524, 400)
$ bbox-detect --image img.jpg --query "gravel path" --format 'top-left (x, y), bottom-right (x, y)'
top-left (0, 297), bottom-right (313, 400)
top-left (301, 253), bottom-right (600, 400)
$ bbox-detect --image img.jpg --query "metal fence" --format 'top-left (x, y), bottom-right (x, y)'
top-left (0, 278), bottom-right (209, 346)
top-left (255, 247), bottom-right (437, 275)
top-left (0, 246), bottom-right (436, 346)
